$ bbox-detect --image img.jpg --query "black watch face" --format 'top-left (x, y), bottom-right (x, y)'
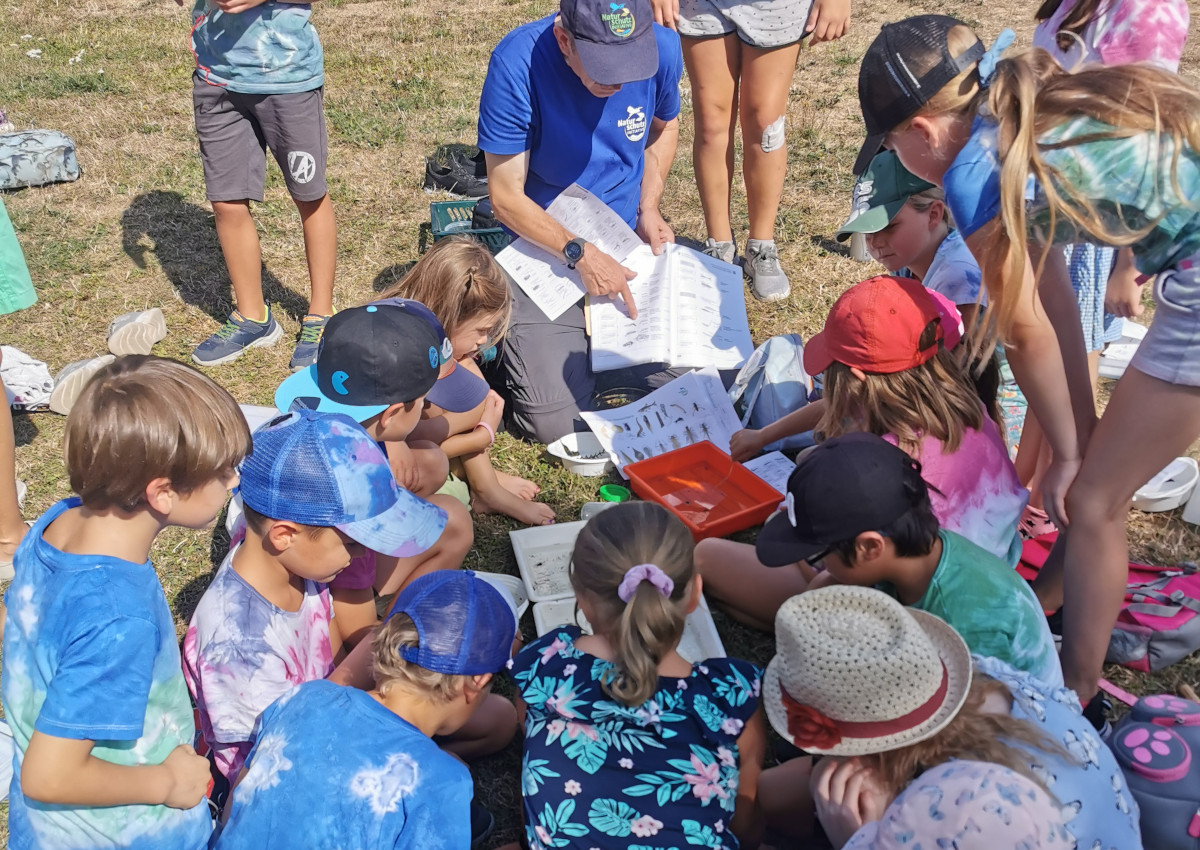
top-left (565, 241), bottom-right (585, 263)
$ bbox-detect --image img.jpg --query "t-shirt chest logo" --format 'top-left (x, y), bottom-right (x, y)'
top-left (619, 105), bottom-right (647, 142)
top-left (601, 3), bottom-right (635, 37)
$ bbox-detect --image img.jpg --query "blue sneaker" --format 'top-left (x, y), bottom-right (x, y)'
top-left (288, 314), bottom-right (331, 372)
top-left (192, 309), bottom-right (283, 366)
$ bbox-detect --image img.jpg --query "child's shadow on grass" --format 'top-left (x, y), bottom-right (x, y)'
top-left (120, 191), bottom-right (311, 324)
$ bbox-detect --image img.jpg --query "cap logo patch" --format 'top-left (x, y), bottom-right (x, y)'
top-left (332, 371), bottom-right (350, 396)
top-left (850, 178), bottom-right (874, 220)
top-left (428, 346), bottom-right (439, 369)
top-left (785, 492), bottom-right (798, 528)
top-left (602, 3), bottom-right (635, 37)
top-left (441, 338), bottom-right (454, 362)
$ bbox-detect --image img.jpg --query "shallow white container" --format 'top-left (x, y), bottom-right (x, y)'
top-left (546, 432), bottom-right (614, 477)
top-left (1132, 457), bottom-right (1199, 513)
top-left (532, 596), bottom-right (727, 662)
top-left (510, 520), bottom-right (590, 602)
top-left (474, 572), bottom-right (530, 619)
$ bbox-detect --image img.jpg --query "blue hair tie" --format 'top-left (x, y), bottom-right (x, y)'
top-left (978, 28), bottom-right (1015, 87)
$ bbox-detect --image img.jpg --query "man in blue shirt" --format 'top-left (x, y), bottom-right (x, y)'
top-left (478, 0), bottom-right (683, 442)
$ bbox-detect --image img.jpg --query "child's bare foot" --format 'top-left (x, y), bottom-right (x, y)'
top-left (472, 483), bottom-right (555, 526)
top-left (495, 470), bottom-right (540, 501)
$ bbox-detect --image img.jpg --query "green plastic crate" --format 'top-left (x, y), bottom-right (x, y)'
top-left (429, 199), bottom-right (511, 254)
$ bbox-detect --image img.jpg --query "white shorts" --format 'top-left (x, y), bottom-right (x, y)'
top-left (677, 0), bottom-right (813, 48)
top-left (1129, 256), bottom-right (1200, 386)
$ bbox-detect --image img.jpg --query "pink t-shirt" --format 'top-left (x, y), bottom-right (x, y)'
top-left (885, 412), bottom-right (1027, 567)
top-left (1033, 0), bottom-right (1189, 73)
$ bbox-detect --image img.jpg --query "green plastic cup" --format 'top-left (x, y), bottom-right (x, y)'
top-left (598, 484), bottom-right (631, 503)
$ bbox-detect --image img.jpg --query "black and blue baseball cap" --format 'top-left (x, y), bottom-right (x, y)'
top-left (389, 570), bottom-right (518, 676)
top-left (560, 0), bottom-right (658, 86)
top-left (275, 301), bottom-right (443, 421)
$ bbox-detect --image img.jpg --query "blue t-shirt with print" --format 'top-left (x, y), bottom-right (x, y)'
top-left (477, 15), bottom-right (683, 229)
top-left (512, 627), bottom-right (761, 850)
top-left (1, 498), bottom-right (211, 850)
top-left (898, 229), bottom-right (985, 307)
top-left (215, 679), bottom-right (472, 850)
top-left (190, 0), bottom-right (323, 94)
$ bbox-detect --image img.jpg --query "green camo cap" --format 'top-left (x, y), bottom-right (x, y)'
top-left (835, 151), bottom-right (936, 242)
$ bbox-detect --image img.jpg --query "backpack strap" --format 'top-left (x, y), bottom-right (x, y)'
top-left (1097, 678), bottom-right (1139, 706)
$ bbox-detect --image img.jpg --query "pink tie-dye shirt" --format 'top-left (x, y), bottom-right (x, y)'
top-left (1033, 0), bottom-right (1189, 73)
top-left (182, 544), bottom-right (335, 783)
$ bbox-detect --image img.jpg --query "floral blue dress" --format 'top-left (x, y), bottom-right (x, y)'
top-left (512, 628), bottom-right (762, 850)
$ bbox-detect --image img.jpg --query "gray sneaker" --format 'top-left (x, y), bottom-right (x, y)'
top-left (192, 310), bottom-right (283, 367)
top-left (107, 307), bottom-right (167, 356)
top-left (702, 238), bottom-right (737, 265)
top-left (745, 242), bottom-right (790, 302)
top-left (49, 355), bottom-right (116, 415)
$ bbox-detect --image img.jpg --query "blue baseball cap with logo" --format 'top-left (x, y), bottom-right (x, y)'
top-left (239, 410), bottom-right (448, 558)
top-left (560, 0), bottom-right (658, 87)
top-left (388, 570), bottom-right (518, 676)
top-left (275, 301), bottom-right (443, 421)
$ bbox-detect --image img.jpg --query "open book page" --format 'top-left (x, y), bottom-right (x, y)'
top-left (742, 451), bottom-right (795, 496)
top-left (581, 367), bottom-right (743, 476)
top-left (494, 184), bottom-right (643, 321)
top-left (588, 245), bottom-right (672, 372)
top-left (667, 246), bottom-right (754, 369)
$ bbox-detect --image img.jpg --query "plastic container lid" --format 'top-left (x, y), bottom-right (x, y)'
top-left (599, 484), bottom-right (631, 502)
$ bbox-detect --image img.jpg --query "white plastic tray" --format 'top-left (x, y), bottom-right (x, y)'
top-left (1132, 457), bottom-right (1199, 513)
top-left (510, 520), bottom-right (589, 603)
top-left (532, 596), bottom-right (727, 663)
top-left (474, 572), bottom-right (530, 619)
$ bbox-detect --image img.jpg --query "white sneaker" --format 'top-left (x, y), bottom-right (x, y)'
top-left (107, 308), bottom-right (167, 356)
top-left (49, 355), bottom-right (115, 416)
top-left (745, 242), bottom-right (790, 302)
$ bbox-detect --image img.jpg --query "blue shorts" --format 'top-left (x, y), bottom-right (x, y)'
top-left (1130, 255), bottom-right (1200, 386)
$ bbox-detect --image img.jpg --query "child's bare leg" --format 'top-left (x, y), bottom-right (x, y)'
top-left (406, 441), bottom-right (451, 500)
top-left (1060, 367), bottom-right (1200, 702)
top-left (331, 587), bottom-right (377, 649)
top-left (376, 496), bottom-right (473, 597)
top-left (758, 757), bottom-right (815, 838)
top-left (464, 452), bottom-right (554, 526)
top-left (294, 194), bottom-right (335, 316)
top-left (440, 693), bottom-right (518, 761)
top-left (694, 538), bottom-right (809, 632)
top-left (0, 366), bottom-right (25, 564)
top-left (495, 470), bottom-right (539, 501)
top-left (212, 200), bottom-right (267, 321)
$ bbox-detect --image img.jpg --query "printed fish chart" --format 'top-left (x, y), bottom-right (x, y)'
top-left (581, 367), bottom-right (743, 476)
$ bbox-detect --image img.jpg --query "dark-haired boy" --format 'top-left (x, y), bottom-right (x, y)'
top-left (755, 432), bottom-right (1062, 686)
top-left (2, 356), bottom-right (252, 850)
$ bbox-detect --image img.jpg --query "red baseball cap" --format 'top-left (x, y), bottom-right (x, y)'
top-left (803, 276), bottom-right (945, 376)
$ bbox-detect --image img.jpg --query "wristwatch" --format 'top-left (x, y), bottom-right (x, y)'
top-left (563, 237), bottom-right (587, 269)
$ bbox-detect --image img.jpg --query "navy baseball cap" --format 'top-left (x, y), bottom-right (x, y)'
top-left (755, 433), bottom-right (929, 566)
top-left (388, 570), bottom-right (518, 676)
top-left (369, 298), bottom-right (489, 414)
top-left (239, 410), bottom-right (448, 558)
top-left (560, 0), bottom-right (658, 86)
top-left (855, 15), bottom-right (984, 175)
top-left (275, 301), bottom-right (443, 421)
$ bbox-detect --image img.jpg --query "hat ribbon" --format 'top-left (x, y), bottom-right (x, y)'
top-left (780, 661), bottom-right (949, 748)
top-left (978, 29), bottom-right (1015, 87)
top-left (618, 563), bottom-right (674, 603)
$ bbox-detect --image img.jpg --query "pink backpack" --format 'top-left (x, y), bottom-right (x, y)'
top-left (1019, 534), bottom-right (1200, 673)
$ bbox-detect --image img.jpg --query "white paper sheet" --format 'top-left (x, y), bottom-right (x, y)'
top-left (743, 451), bottom-right (795, 496)
top-left (581, 367), bottom-right (743, 476)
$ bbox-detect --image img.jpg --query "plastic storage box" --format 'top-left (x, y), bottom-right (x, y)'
top-left (429, 199), bottom-right (511, 254)
top-left (624, 441), bottom-right (781, 540)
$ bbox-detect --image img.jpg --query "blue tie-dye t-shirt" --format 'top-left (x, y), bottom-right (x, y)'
top-left (1, 498), bottom-right (211, 850)
top-left (190, 0), bottom-right (323, 94)
top-left (214, 680), bottom-right (472, 850)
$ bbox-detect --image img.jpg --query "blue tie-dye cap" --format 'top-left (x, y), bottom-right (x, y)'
top-left (388, 570), bottom-right (518, 676)
top-left (239, 410), bottom-right (448, 559)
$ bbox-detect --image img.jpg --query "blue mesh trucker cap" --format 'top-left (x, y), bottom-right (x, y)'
top-left (239, 410), bottom-right (448, 559)
top-left (388, 570), bottom-right (518, 676)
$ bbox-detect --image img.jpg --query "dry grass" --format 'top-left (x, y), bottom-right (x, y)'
top-left (1, 0), bottom-right (1199, 844)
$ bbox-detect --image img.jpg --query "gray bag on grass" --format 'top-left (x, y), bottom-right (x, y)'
top-left (0, 131), bottom-right (80, 190)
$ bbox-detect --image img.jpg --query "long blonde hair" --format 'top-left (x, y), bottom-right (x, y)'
top-left (1034, 0), bottom-right (1106, 52)
top-left (817, 324), bottom-right (985, 457)
top-left (569, 502), bottom-right (696, 708)
top-left (904, 23), bottom-right (1200, 345)
top-left (377, 236), bottom-right (513, 345)
top-left (864, 672), bottom-right (1072, 799)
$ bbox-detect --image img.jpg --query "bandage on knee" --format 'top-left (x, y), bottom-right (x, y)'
top-left (761, 116), bottom-right (785, 153)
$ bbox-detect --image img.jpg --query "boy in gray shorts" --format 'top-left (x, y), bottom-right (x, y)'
top-left (185, 0), bottom-right (337, 370)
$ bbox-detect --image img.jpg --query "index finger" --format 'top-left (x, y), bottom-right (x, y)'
top-left (615, 280), bottom-right (639, 320)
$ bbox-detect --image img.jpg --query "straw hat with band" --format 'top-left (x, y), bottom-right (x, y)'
top-left (763, 585), bottom-right (971, 756)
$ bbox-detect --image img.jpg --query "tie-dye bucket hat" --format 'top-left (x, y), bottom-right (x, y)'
top-left (239, 410), bottom-right (448, 559)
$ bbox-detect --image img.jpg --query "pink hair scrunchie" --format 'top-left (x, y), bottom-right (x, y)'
top-left (617, 564), bottom-right (674, 603)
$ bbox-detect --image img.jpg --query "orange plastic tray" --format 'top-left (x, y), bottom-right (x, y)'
top-left (624, 441), bottom-right (782, 540)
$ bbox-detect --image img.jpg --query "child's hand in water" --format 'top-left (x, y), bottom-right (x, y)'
top-left (729, 428), bottom-right (765, 463)
top-left (811, 757), bottom-right (890, 848)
